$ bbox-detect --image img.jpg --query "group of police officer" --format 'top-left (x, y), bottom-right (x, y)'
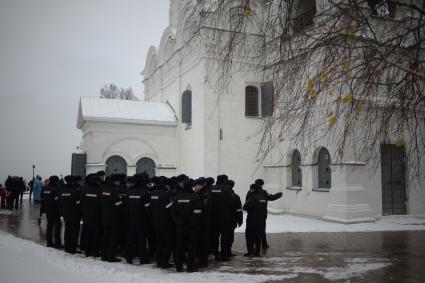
top-left (41, 172), bottom-right (282, 272)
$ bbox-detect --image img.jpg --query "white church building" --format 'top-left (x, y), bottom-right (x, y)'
top-left (76, 0), bottom-right (425, 223)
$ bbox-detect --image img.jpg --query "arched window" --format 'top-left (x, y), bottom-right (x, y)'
top-left (291, 150), bottom-right (302, 187)
top-left (136, 157), bottom-right (156, 177)
top-left (318, 147), bottom-right (331, 188)
top-left (105, 155), bottom-right (127, 176)
top-left (245, 86), bottom-right (259, 117)
top-left (293, 0), bottom-right (316, 33)
top-left (182, 90), bottom-right (192, 124)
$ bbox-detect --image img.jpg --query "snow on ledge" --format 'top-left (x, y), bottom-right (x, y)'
top-left (235, 214), bottom-right (425, 233)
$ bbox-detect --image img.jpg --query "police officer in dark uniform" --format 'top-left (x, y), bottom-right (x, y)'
top-left (193, 178), bottom-right (212, 268)
top-left (247, 179), bottom-right (282, 250)
top-left (226, 179), bottom-right (243, 257)
top-left (124, 174), bottom-right (151, 265)
top-left (150, 176), bottom-right (174, 268)
top-left (41, 175), bottom-right (63, 248)
top-left (81, 174), bottom-right (102, 257)
top-left (100, 174), bottom-right (123, 262)
top-left (210, 174), bottom-right (234, 261)
top-left (243, 184), bottom-right (267, 257)
top-left (171, 179), bottom-right (202, 272)
top-left (59, 175), bottom-right (81, 254)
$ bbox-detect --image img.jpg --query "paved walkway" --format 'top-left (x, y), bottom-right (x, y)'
top-left (1, 201), bottom-right (424, 283)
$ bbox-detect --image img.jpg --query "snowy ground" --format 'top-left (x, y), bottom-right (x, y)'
top-left (0, 232), bottom-right (392, 283)
top-left (235, 214), bottom-right (425, 233)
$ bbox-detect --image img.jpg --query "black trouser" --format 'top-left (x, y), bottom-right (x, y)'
top-left (146, 223), bottom-right (155, 257)
top-left (102, 225), bottom-right (119, 260)
top-left (197, 226), bottom-right (210, 266)
top-left (126, 225), bottom-right (148, 263)
top-left (175, 233), bottom-right (198, 272)
top-left (211, 224), bottom-right (230, 258)
top-left (64, 219), bottom-right (80, 253)
top-left (19, 191), bottom-right (23, 203)
top-left (13, 194), bottom-right (19, 209)
top-left (261, 221), bottom-right (268, 248)
top-left (155, 230), bottom-right (173, 267)
top-left (46, 217), bottom-right (62, 247)
top-left (245, 219), bottom-right (265, 255)
top-left (83, 224), bottom-right (101, 256)
top-left (224, 227), bottom-right (236, 257)
top-left (0, 196), bottom-right (5, 208)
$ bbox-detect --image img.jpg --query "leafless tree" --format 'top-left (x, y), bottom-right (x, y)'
top-left (190, 0), bottom-right (425, 176)
top-left (99, 84), bottom-right (138, 100)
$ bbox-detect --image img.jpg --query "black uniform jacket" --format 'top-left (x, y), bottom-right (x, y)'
top-left (42, 183), bottom-right (61, 219)
top-left (81, 182), bottom-right (102, 226)
top-left (124, 186), bottom-right (151, 228)
top-left (59, 184), bottom-right (81, 222)
top-left (171, 189), bottom-right (202, 235)
top-left (243, 190), bottom-right (268, 223)
top-left (230, 189), bottom-right (243, 229)
top-left (210, 184), bottom-right (234, 227)
top-left (100, 184), bottom-right (123, 226)
top-left (150, 185), bottom-right (174, 232)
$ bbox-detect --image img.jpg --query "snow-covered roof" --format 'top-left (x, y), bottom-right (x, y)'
top-left (77, 97), bottom-right (177, 129)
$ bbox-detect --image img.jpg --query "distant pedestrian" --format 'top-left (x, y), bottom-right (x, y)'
top-left (0, 184), bottom-right (6, 208)
top-left (33, 176), bottom-right (44, 203)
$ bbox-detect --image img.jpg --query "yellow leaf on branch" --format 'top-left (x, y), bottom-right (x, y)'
top-left (243, 9), bottom-right (252, 17)
top-left (306, 79), bottom-right (317, 96)
top-left (347, 25), bottom-right (357, 39)
top-left (355, 102), bottom-right (364, 112)
top-left (343, 92), bottom-right (353, 103)
top-left (327, 111), bottom-right (334, 117)
top-left (342, 61), bottom-right (350, 72)
top-left (328, 116), bottom-right (337, 127)
top-left (395, 139), bottom-right (405, 147)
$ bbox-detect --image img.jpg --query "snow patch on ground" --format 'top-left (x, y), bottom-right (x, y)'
top-left (235, 214), bottom-right (425, 233)
top-left (0, 232), bottom-right (392, 282)
top-left (0, 232), bottom-right (291, 283)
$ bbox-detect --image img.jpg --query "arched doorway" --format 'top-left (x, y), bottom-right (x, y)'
top-left (136, 157), bottom-right (156, 177)
top-left (105, 155), bottom-right (127, 176)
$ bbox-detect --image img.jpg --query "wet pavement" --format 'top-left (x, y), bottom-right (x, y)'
top-left (1, 200), bottom-right (424, 283)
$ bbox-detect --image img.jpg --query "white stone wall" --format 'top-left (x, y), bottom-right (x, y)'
top-left (81, 121), bottom-right (178, 177)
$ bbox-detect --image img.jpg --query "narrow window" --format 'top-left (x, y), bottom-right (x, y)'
top-left (261, 81), bottom-right (273, 117)
top-left (182, 90), bottom-right (192, 124)
top-left (293, 0), bottom-right (316, 33)
top-left (318, 147), bottom-right (331, 189)
top-left (245, 86), bottom-right (259, 117)
top-left (291, 149), bottom-right (302, 187)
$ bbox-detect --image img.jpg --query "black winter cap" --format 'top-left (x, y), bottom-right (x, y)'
top-left (49, 176), bottom-right (60, 183)
top-left (255, 179), bottom-right (264, 186)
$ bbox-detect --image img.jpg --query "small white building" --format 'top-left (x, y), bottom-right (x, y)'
top-left (76, 0), bottom-right (425, 223)
top-left (77, 97), bottom-right (179, 177)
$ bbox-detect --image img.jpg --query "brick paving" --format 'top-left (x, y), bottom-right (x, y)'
top-left (1, 201), bottom-right (424, 282)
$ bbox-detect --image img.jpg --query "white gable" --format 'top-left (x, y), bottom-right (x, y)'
top-left (77, 97), bottom-right (177, 129)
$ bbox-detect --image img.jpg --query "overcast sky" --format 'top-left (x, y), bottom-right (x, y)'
top-left (0, 0), bottom-right (169, 182)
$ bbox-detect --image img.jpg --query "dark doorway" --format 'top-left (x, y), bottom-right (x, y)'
top-left (381, 144), bottom-right (407, 215)
top-left (136, 157), bottom-right (155, 177)
top-left (105, 155), bottom-right (127, 176)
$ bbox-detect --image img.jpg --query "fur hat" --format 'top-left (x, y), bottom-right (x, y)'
top-left (250, 184), bottom-right (259, 190)
top-left (255, 179), bottom-right (264, 186)
top-left (227, 180), bottom-right (235, 188)
top-left (205, 177), bottom-right (215, 186)
top-left (49, 175), bottom-right (60, 183)
top-left (64, 175), bottom-right (73, 184)
top-left (216, 174), bottom-right (228, 185)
